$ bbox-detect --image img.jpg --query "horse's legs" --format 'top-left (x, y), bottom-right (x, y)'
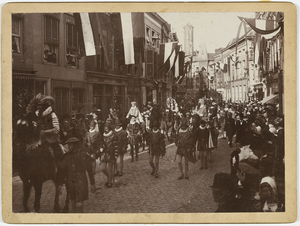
top-left (33, 181), bottom-right (43, 213)
top-left (165, 126), bottom-right (170, 141)
top-left (22, 180), bottom-right (32, 212)
top-left (63, 186), bottom-right (69, 213)
top-left (54, 180), bottom-right (61, 213)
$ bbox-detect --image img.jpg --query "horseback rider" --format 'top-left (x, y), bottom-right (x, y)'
top-left (38, 95), bottom-right (65, 159)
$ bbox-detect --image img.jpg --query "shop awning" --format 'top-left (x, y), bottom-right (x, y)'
top-left (260, 94), bottom-right (278, 104)
top-left (13, 73), bottom-right (36, 80)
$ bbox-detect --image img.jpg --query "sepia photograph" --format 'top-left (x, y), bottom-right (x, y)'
top-left (2, 1), bottom-right (297, 224)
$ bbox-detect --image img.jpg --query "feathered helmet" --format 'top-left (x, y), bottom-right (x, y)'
top-left (26, 93), bottom-right (45, 113)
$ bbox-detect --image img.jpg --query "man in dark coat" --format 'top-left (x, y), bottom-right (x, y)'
top-left (211, 172), bottom-right (242, 212)
top-left (63, 137), bottom-right (96, 213)
top-left (224, 112), bottom-right (236, 147)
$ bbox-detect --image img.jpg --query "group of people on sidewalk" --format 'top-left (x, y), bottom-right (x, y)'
top-left (16, 93), bottom-right (285, 213)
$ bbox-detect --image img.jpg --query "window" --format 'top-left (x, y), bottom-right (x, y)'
top-left (44, 16), bottom-right (59, 63)
top-left (72, 89), bottom-right (85, 113)
top-left (12, 16), bottom-right (21, 53)
top-left (146, 27), bottom-right (151, 45)
top-left (66, 23), bottom-right (79, 67)
top-left (54, 88), bottom-right (69, 116)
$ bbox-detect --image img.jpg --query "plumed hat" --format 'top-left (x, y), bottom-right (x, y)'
top-left (41, 96), bottom-right (55, 106)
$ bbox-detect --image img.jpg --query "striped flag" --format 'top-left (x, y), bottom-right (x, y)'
top-left (159, 42), bottom-right (178, 75)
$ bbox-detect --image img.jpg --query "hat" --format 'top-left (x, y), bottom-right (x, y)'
top-left (260, 176), bottom-right (277, 195)
top-left (211, 173), bottom-right (236, 190)
top-left (115, 117), bottom-right (122, 126)
top-left (181, 118), bottom-right (189, 127)
top-left (238, 162), bottom-right (260, 175)
top-left (40, 96), bottom-right (55, 106)
top-left (66, 137), bottom-right (79, 144)
top-left (104, 121), bottom-right (112, 130)
top-left (200, 120), bottom-right (206, 125)
top-left (152, 120), bottom-right (159, 128)
top-left (129, 114), bottom-right (137, 119)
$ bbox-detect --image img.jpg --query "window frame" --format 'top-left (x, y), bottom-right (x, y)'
top-left (66, 22), bottom-right (79, 68)
top-left (43, 15), bottom-right (59, 64)
top-left (12, 16), bottom-right (22, 54)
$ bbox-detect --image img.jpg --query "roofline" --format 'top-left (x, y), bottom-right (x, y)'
top-left (221, 35), bottom-right (253, 53)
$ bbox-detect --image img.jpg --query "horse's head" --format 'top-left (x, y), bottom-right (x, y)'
top-left (15, 113), bottom-right (41, 145)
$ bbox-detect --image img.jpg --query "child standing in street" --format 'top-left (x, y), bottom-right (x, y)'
top-left (148, 120), bottom-right (166, 178)
top-left (114, 118), bottom-right (128, 176)
top-left (175, 118), bottom-right (194, 180)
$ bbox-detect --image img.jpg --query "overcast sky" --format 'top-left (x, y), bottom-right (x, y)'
top-left (158, 12), bottom-right (256, 53)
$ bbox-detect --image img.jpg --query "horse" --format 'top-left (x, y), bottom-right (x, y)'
top-left (15, 112), bottom-right (68, 213)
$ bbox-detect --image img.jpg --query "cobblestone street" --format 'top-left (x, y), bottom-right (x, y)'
top-left (13, 137), bottom-right (234, 213)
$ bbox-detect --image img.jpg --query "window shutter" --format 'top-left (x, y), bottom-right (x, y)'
top-left (45, 17), bottom-right (52, 43)
top-left (67, 24), bottom-right (72, 46)
top-left (146, 49), bottom-right (154, 78)
top-left (154, 52), bottom-right (158, 78)
top-left (52, 19), bottom-right (59, 44)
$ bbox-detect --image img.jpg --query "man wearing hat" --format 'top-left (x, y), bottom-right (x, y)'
top-left (126, 115), bottom-right (142, 162)
top-left (114, 117), bottom-right (128, 176)
top-left (38, 95), bottom-right (65, 159)
top-left (195, 120), bottom-right (209, 169)
top-left (64, 137), bottom-right (96, 212)
top-left (211, 172), bottom-right (241, 212)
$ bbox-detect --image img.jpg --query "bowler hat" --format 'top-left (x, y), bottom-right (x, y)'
top-left (66, 137), bottom-right (79, 144)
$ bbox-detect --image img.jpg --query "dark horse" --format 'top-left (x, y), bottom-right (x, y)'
top-left (15, 112), bottom-right (68, 213)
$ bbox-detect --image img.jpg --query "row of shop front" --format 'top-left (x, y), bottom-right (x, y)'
top-left (13, 71), bottom-right (174, 121)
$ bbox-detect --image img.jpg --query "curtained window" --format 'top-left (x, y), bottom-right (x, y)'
top-left (44, 15), bottom-right (59, 64)
top-left (12, 16), bottom-right (21, 54)
top-left (54, 88), bottom-right (69, 116)
top-left (66, 23), bottom-right (79, 67)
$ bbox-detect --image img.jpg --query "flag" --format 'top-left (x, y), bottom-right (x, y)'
top-left (120, 13), bottom-right (135, 65)
top-left (74, 13), bottom-right (97, 56)
top-left (159, 42), bottom-right (178, 75)
top-left (172, 51), bottom-right (185, 79)
top-left (216, 62), bottom-right (228, 73)
top-left (238, 17), bottom-right (279, 35)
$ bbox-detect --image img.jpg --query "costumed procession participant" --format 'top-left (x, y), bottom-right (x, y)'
top-left (126, 101), bottom-right (144, 124)
top-left (147, 120), bottom-right (166, 178)
top-left (148, 99), bottom-right (162, 130)
top-left (140, 106), bottom-right (151, 151)
top-left (99, 121), bottom-right (119, 188)
top-left (224, 112), bottom-right (236, 148)
top-left (175, 117), bottom-right (195, 180)
top-left (195, 98), bottom-right (207, 120)
top-left (86, 119), bottom-right (102, 175)
top-left (126, 115), bottom-right (142, 162)
top-left (63, 137), bottom-right (96, 213)
top-left (211, 173), bottom-right (242, 212)
top-left (206, 115), bottom-right (217, 163)
top-left (195, 120), bottom-right (209, 169)
top-left (38, 95), bottom-right (66, 159)
top-left (114, 118), bottom-right (128, 176)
